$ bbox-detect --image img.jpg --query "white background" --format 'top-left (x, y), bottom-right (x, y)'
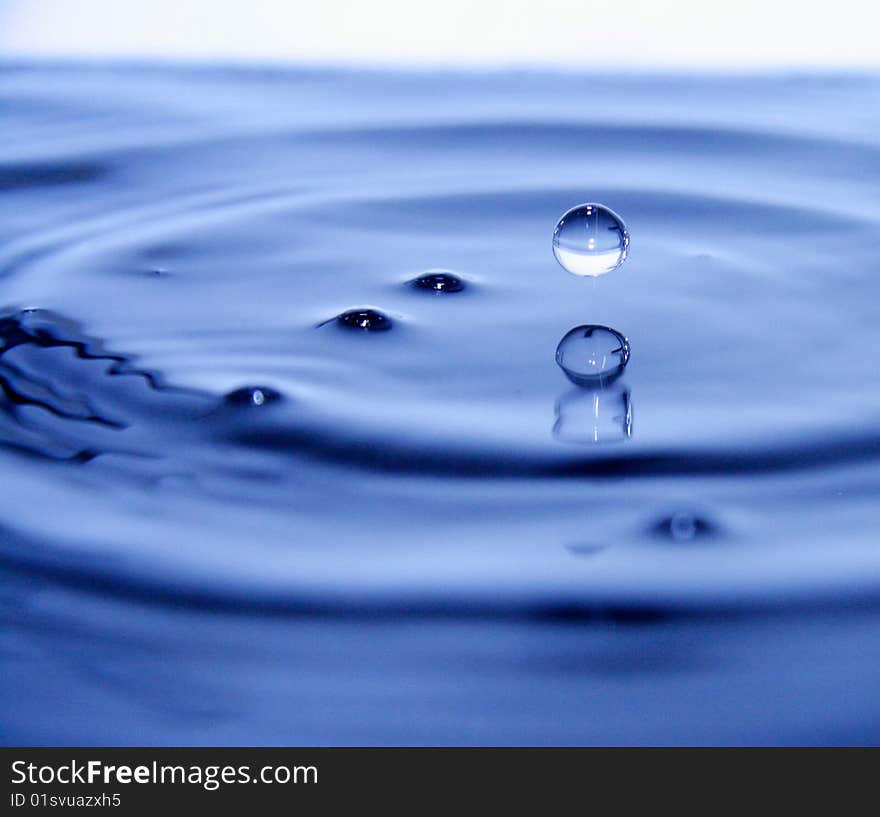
top-left (0, 0), bottom-right (878, 69)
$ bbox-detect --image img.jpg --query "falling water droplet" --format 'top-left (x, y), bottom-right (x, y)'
top-left (556, 325), bottom-right (630, 385)
top-left (224, 386), bottom-right (281, 408)
top-left (410, 270), bottom-right (466, 293)
top-left (335, 308), bottom-right (393, 332)
top-left (552, 203), bottom-right (629, 277)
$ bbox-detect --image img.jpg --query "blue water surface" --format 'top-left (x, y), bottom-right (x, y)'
top-left (1, 63), bottom-right (880, 745)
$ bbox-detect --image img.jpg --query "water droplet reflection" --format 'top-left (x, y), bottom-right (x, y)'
top-left (553, 385), bottom-right (633, 444)
top-left (552, 203), bottom-right (629, 277)
top-left (556, 324), bottom-right (630, 386)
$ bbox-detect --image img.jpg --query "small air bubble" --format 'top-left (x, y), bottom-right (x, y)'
top-left (335, 308), bottom-right (393, 332)
top-left (552, 203), bottom-right (629, 277)
top-left (224, 386), bottom-right (281, 408)
top-left (410, 271), bottom-right (465, 293)
top-left (653, 512), bottom-right (715, 543)
top-left (556, 325), bottom-right (630, 385)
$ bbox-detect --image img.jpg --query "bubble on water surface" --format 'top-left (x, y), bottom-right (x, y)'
top-left (556, 325), bottom-right (630, 386)
top-left (652, 512), bottom-right (716, 543)
top-left (552, 203), bottom-right (629, 277)
top-left (224, 386), bottom-right (281, 408)
top-left (335, 308), bottom-right (393, 332)
top-left (410, 271), bottom-right (465, 293)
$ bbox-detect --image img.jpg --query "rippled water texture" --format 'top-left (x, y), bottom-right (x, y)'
top-left (2, 65), bottom-right (880, 745)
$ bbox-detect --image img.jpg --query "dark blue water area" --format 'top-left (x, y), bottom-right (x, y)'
top-left (2, 63), bottom-right (880, 745)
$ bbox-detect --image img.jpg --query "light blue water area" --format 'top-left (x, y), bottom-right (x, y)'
top-left (1, 63), bottom-right (880, 745)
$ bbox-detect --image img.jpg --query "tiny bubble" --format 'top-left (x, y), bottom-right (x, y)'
top-left (224, 386), bottom-right (282, 408)
top-left (653, 512), bottom-right (716, 543)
